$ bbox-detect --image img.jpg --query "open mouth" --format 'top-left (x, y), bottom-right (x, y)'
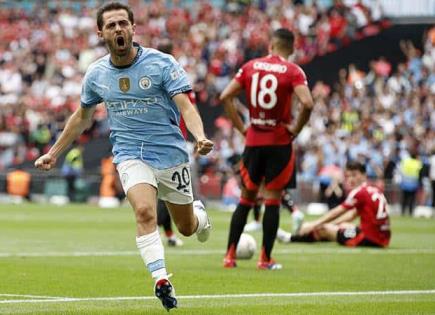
top-left (116, 36), bottom-right (125, 47)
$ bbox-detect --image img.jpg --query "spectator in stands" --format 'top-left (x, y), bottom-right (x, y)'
top-left (61, 144), bottom-right (84, 202)
top-left (399, 149), bottom-right (423, 216)
top-left (324, 172), bottom-right (346, 209)
top-left (0, 1), bottom-right (433, 211)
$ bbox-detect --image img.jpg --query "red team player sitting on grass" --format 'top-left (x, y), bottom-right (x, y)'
top-left (290, 161), bottom-right (391, 248)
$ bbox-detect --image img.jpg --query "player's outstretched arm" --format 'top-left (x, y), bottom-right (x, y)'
top-left (286, 85), bottom-right (314, 138)
top-left (219, 79), bottom-right (245, 136)
top-left (331, 209), bottom-right (358, 225)
top-left (34, 106), bottom-right (96, 171)
top-left (311, 205), bottom-right (348, 229)
top-left (173, 93), bottom-right (213, 155)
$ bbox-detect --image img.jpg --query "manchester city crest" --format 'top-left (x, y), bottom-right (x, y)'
top-left (119, 77), bottom-right (130, 92)
top-left (139, 76), bottom-right (152, 90)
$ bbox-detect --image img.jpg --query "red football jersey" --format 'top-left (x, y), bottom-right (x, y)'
top-left (235, 54), bottom-right (308, 146)
top-left (342, 183), bottom-right (391, 247)
top-left (179, 91), bottom-right (196, 140)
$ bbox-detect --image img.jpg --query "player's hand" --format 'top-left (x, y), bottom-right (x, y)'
top-left (195, 138), bottom-right (214, 155)
top-left (34, 153), bottom-right (57, 171)
top-left (283, 123), bottom-right (297, 139)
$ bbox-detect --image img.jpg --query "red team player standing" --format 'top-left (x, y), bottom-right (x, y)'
top-left (220, 28), bottom-right (314, 269)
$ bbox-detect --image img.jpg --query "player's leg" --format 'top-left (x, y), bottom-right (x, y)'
top-left (258, 144), bottom-right (295, 269)
top-left (157, 199), bottom-right (172, 232)
top-left (316, 223), bottom-right (340, 241)
top-left (157, 200), bottom-right (183, 247)
top-left (224, 188), bottom-right (258, 267)
top-left (224, 147), bottom-right (262, 268)
top-left (401, 190), bottom-right (409, 216)
top-left (336, 224), bottom-right (365, 246)
top-left (257, 188), bottom-right (282, 270)
top-left (157, 163), bottom-right (211, 242)
top-left (280, 166), bottom-right (304, 236)
top-left (409, 190), bottom-right (417, 216)
top-left (164, 203), bottom-right (195, 237)
top-left (117, 160), bottom-right (176, 311)
top-left (65, 174), bottom-right (76, 202)
top-left (336, 225), bottom-right (383, 247)
top-left (280, 164), bottom-right (297, 214)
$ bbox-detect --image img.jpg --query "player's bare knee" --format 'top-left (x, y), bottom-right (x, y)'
top-left (134, 203), bottom-right (156, 226)
top-left (176, 221), bottom-right (196, 236)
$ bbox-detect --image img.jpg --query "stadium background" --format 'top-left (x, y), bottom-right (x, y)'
top-left (0, 1), bottom-right (435, 314)
top-left (0, 0), bottom-right (434, 209)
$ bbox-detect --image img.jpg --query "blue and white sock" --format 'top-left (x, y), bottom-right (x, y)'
top-left (136, 229), bottom-right (168, 280)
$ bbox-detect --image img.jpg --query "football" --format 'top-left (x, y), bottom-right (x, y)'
top-left (236, 233), bottom-right (257, 259)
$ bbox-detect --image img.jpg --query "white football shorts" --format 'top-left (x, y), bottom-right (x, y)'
top-left (116, 159), bottom-right (193, 205)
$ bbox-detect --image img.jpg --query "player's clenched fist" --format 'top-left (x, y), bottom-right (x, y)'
top-left (195, 139), bottom-right (214, 155)
top-left (34, 154), bottom-right (57, 171)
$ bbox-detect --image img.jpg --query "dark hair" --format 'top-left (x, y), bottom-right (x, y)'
top-left (346, 161), bottom-right (366, 174)
top-left (157, 39), bottom-right (174, 54)
top-left (96, 2), bottom-right (134, 31)
top-left (272, 28), bottom-right (295, 51)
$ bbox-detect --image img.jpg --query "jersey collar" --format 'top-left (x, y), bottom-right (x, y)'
top-left (110, 42), bottom-right (143, 69)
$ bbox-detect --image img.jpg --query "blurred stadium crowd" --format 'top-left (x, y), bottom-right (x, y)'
top-left (0, 1), bottom-right (434, 207)
top-left (0, 0), bottom-right (386, 167)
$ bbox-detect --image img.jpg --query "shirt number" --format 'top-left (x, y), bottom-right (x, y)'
top-left (172, 167), bottom-right (190, 193)
top-left (369, 188), bottom-right (388, 219)
top-left (250, 73), bottom-right (278, 109)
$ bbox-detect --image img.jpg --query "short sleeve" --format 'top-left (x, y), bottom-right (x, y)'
top-left (162, 56), bottom-right (192, 98)
top-left (290, 65), bottom-right (308, 88)
top-left (341, 187), bottom-right (361, 210)
top-left (234, 66), bottom-right (246, 87)
top-left (80, 68), bottom-right (103, 108)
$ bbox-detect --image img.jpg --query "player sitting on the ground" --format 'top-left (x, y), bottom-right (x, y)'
top-left (290, 161), bottom-right (391, 248)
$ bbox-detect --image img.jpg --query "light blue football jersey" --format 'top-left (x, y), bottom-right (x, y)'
top-left (81, 43), bottom-right (191, 169)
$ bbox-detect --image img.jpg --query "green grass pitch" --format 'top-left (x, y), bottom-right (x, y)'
top-left (0, 203), bottom-right (434, 314)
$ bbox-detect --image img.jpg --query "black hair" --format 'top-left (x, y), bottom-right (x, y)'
top-left (157, 39), bottom-right (174, 54)
top-left (272, 28), bottom-right (295, 51)
top-left (96, 2), bottom-right (134, 31)
top-left (346, 161), bottom-right (366, 174)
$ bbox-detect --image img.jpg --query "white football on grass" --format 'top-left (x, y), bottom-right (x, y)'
top-left (236, 233), bottom-right (257, 260)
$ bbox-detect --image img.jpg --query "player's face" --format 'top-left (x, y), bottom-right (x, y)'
top-left (345, 170), bottom-right (364, 189)
top-left (98, 10), bottom-right (135, 57)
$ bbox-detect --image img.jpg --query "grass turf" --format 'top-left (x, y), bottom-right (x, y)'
top-left (0, 203), bottom-right (434, 314)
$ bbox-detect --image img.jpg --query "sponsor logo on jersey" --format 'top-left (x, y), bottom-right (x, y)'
top-left (139, 76), bottom-right (152, 90)
top-left (251, 118), bottom-right (277, 126)
top-left (119, 77), bottom-right (130, 92)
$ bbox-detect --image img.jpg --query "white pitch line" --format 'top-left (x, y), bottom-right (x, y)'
top-left (1, 248), bottom-right (435, 258)
top-left (0, 294), bottom-right (65, 300)
top-left (0, 289), bottom-right (434, 305)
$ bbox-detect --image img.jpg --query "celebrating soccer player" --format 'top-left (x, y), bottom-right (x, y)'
top-left (220, 28), bottom-right (314, 270)
top-left (34, 2), bottom-right (213, 311)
